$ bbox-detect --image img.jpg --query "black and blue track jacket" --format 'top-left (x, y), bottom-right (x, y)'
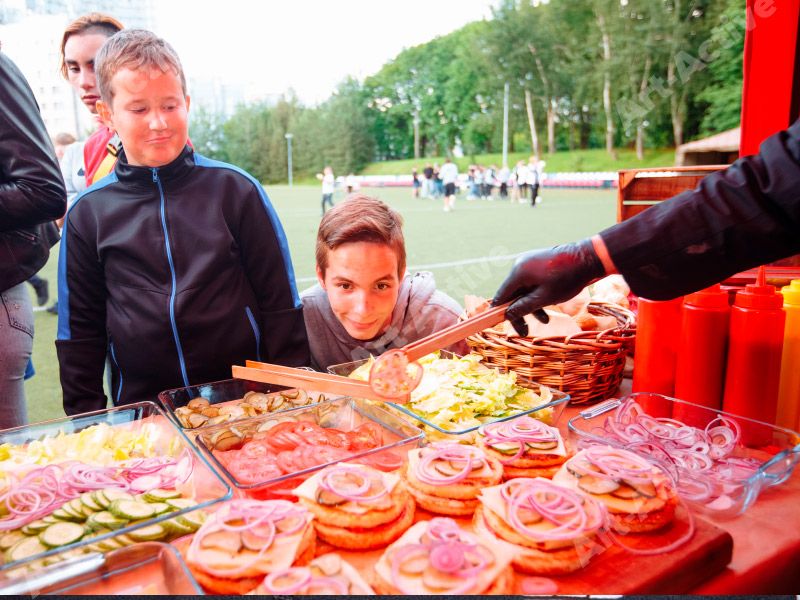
top-left (56, 146), bottom-right (309, 415)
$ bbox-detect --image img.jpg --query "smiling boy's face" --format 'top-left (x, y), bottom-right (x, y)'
top-left (97, 67), bottom-right (190, 168)
top-left (318, 242), bottom-right (401, 341)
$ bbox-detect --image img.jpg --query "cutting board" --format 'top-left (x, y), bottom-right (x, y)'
top-left (320, 503), bottom-right (733, 595)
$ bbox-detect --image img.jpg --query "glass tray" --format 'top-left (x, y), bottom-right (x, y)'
top-left (327, 353), bottom-right (570, 439)
top-left (567, 392), bottom-right (800, 516)
top-left (0, 402), bottom-right (232, 578)
top-left (193, 397), bottom-right (424, 499)
top-left (0, 542), bottom-right (203, 595)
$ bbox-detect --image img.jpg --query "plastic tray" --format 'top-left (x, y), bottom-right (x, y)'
top-left (158, 377), bottom-right (329, 431)
top-left (0, 402), bottom-right (231, 577)
top-left (567, 392), bottom-right (800, 516)
top-left (193, 397), bottom-right (424, 499)
top-left (0, 542), bottom-right (203, 595)
top-left (327, 353), bottom-right (570, 439)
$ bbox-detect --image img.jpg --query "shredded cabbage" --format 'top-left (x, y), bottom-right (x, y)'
top-left (349, 352), bottom-right (554, 433)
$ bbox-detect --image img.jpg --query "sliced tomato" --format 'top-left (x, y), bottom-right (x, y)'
top-left (347, 422), bottom-right (383, 451)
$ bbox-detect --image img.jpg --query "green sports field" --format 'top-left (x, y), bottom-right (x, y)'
top-left (23, 184), bottom-right (617, 424)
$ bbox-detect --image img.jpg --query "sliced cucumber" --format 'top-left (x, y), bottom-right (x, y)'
top-left (90, 490), bottom-right (108, 509)
top-left (489, 441), bottom-right (522, 454)
top-left (144, 488), bottom-right (182, 502)
top-left (0, 530), bottom-right (26, 551)
top-left (101, 489), bottom-right (135, 505)
top-left (39, 522), bottom-right (86, 548)
top-left (128, 524), bottom-right (167, 542)
top-left (5, 537), bottom-right (48, 563)
top-left (165, 498), bottom-right (196, 511)
top-left (164, 518), bottom-right (194, 536)
top-left (42, 515), bottom-right (61, 524)
top-left (113, 534), bottom-right (136, 547)
top-left (148, 502), bottom-right (172, 515)
top-left (175, 510), bottom-right (206, 531)
top-left (80, 492), bottom-right (104, 512)
top-left (68, 498), bottom-right (89, 518)
top-left (87, 511), bottom-right (128, 531)
top-left (96, 536), bottom-right (123, 551)
top-left (108, 500), bottom-right (156, 521)
top-left (52, 506), bottom-right (82, 522)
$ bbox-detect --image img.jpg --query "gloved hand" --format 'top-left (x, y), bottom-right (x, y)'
top-left (492, 239), bottom-right (605, 336)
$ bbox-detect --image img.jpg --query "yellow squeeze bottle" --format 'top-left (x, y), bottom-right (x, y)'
top-left (776, 279), bottom-right (800, 431)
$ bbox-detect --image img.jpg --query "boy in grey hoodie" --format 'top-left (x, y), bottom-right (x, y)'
top-left (302, 195), bottom-right (467, 371)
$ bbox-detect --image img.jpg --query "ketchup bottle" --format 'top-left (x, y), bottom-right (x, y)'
top-left (722, 267), bottom-right (785, 432)
top-left (673, 285), bottom-right (730, 427)
top-left (776, 279), bottom-right (800, 431)
top-left (633, 296), bottom-right (684, 416)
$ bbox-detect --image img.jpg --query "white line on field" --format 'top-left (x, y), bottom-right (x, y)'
top-left (295, 252), bottom-right (521, 283)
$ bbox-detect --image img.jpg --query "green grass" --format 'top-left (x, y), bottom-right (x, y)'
top-left (362, 147), bottom-right (677, 175)
top-left (24, 185), bottom-right (617, 423)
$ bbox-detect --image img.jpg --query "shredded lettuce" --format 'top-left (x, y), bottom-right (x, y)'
top-left (349, 352), bottom-right (554, 433)
top-left (0, 422), bottom-right (165, 474)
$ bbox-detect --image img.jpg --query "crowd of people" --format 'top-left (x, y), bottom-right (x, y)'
top-left (412, 155), bottom-right (546, 208)
top-left (2, 12), bottom-right (799, 432)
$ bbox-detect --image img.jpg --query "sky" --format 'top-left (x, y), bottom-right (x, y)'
top-left (156, 0), bottom-right (496, 106)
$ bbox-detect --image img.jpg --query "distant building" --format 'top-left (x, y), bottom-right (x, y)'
top-left (0, 0), bottom-right (154, 139)
top-left (675, 128), bottom-right (740, 166)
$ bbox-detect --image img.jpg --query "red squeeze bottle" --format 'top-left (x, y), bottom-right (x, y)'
top-left (632, 297), bottom-right (684, 417)
top-left (722, 267), bottom-right (785, 438)
top-left (673, 285), bottom-right (730, 427)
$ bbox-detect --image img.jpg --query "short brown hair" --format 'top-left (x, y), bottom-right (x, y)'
top-left (95, 29), bottom-right (186, 105)
top-left (316, 195), bottom-right (406, 277)
top-left (59, 13), bottom-right (124, 79)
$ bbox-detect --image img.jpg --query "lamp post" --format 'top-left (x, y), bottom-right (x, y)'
top-left (285, 133), bottom-right (294, 188)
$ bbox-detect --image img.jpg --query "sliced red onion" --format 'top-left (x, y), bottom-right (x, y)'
top-left (262, 567), bottom-right (312, 594)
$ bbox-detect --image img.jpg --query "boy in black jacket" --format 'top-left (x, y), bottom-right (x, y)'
top-left (56, 30), bottom-right (309, 415)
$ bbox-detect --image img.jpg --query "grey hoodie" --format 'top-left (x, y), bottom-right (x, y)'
top-left (301, 271), bottom-right (468, 371)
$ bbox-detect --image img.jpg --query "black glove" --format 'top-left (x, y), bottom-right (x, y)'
top-left (492, 239), bottom-right (605, 336)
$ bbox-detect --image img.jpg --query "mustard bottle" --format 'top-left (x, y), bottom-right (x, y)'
top-left (777, 279), bottom-right (800, 431)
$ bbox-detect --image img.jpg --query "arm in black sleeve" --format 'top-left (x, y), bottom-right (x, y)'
top-left (55, 210), bottom-right (109, 414)
top-left (237, 184), bottom-right (310, 367)
top-left (601, 119), bottom-right (800, 299)
top-left (0, 53), bottom-right (66, 231)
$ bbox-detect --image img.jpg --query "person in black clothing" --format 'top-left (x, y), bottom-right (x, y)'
top-left (493, 119), bottom-right (800, 336)
top-left (57, 30), bottom-right (308, 415)
top-left (0, 46), bottom-right (67, 428)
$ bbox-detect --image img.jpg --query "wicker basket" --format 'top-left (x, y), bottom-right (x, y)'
top-left (465, 301), bottom-right (636, 405)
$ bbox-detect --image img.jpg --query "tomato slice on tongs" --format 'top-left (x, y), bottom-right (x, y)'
top-left (367, 302), bottom-right (510, 400)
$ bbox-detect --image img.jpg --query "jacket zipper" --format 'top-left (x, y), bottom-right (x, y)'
top-left (154, 168), bottom-right (190, 387)
top-left (245, 306), bottom-right (262, 362)
top-left (109, 341), bottom-right (124, 404)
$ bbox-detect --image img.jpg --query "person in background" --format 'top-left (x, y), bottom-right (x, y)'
top-left (345, 172), bottom-right (358, 195)
top-left (60, 13), bottom-right (124, 186)
top-left (411, 167), bottom-right (421, 198)
top-left (440, 157), bottom-right (458, 212)
top-left (493, 119), bottom-right (800, 336)
top-left (422, 163), bottom-right (434, 198)
top-left (302, 195), bottom-right (468, 370)
top-left (57, 29), bottom-right (308, 415)
top-left (317, 166), bottom-right (335, 216)
top-left (528, 155), bottom-right (545, 207)
top-left (497, 163), bottom-right (510, 199)
top-left (1, 45), bottom-right (67, 429)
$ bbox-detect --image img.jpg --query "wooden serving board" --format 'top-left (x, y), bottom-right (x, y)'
top-left (317, 504), bottom-right (733, 595)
